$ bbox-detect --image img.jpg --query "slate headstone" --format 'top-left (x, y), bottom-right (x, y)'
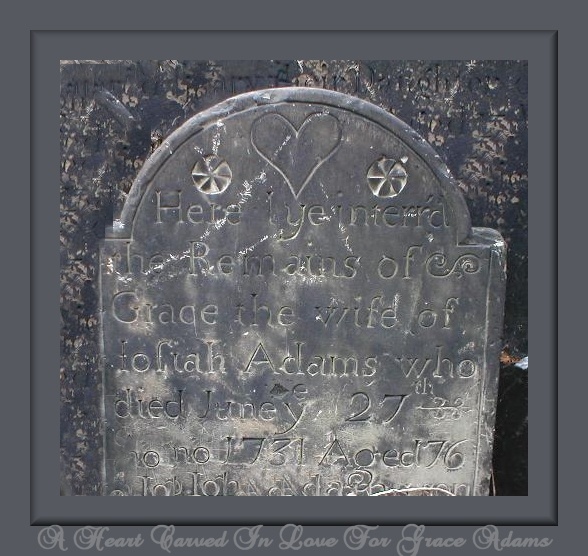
top-left (100, 87), bottom-right (506, 496)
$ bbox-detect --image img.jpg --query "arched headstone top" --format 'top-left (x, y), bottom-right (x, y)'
top-left (110, 87), bottom-right (472, 243)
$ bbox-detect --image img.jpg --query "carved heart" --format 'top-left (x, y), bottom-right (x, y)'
top-left (251, 113), bottom-right (342, 198)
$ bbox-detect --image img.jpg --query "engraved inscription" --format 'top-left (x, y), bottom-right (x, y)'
top-left (345, 392), bottom-right (409, 423)
top-left (101, 88), bottom-right (505, 496)
top-left (418, 396), bottom-right (472, 420)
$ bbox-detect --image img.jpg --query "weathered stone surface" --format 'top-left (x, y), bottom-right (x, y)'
top-left (99, 87), bottom-right (506, 496)
top-left (60, 61), bottom-right (526, 496)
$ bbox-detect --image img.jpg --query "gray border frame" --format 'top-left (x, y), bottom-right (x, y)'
top-left (20, 12), bottom-right (567, 553)
top-left (41, 31), bottom-right (550, 526)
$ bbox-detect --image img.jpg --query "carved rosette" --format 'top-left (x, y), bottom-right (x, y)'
top-left (367, 155), bottom-right (409, 198)
top-left (191, 154), bottom-right (232, 194)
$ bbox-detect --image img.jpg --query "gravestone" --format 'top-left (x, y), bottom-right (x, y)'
top-left (100, 87), bottom-right (506, 496)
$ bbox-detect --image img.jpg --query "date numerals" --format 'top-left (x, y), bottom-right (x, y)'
top-left (346, 392), bottom-right (408, 423)
top-left (227, 437), bottom-right (303, 466)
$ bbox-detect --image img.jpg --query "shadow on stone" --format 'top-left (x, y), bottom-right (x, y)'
top-left (491, 363), bottom-right (528, 496)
